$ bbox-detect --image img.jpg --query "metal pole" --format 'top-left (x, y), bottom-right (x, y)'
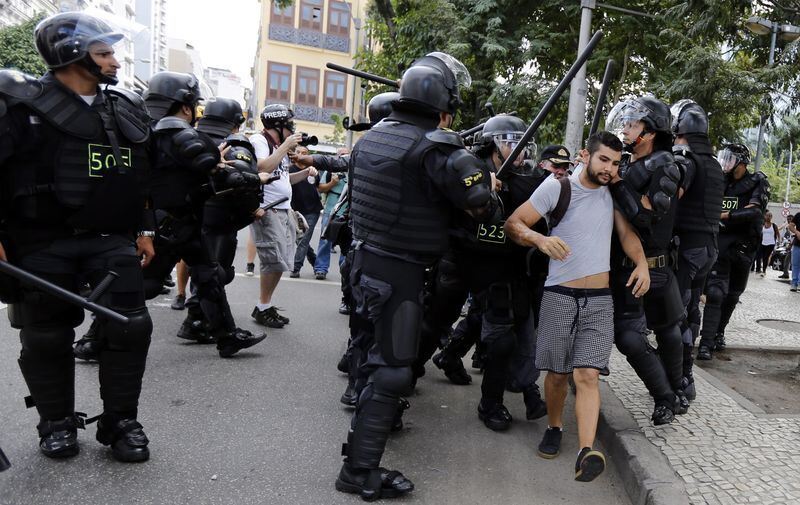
top-left (589, 59), bottom-right (615, 136)
top-left (564, 0), bottom-right (595, 157)
top-left (345, 19), bottom-right (362, 150)
top-left (498, 30), bottom-right (604, 177)
top-left (788, 141), bottom-right (794, 203)
top-left (755, 22), bottom-right (778, 171)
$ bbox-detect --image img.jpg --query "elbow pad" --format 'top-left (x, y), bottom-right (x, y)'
top-left (646, 152), bottom-right (681, 216)
top-left (171, 128), bottom-right (220, 173)
top-left (610, 180), bottom-right (653, 233)
top-left (449, 149), bottom-right (492, 209)
top-left (727, 207), bottom-right (763, 224)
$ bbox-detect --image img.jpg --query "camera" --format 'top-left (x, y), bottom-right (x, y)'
top-left (298, 133), bottom-right (318, 147)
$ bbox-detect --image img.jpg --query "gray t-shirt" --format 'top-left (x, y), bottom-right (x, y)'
top-left (529, 173), bottom-right (614, 287)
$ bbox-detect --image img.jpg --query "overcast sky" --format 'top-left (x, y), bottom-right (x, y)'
top-left (165, 0), bottom-right (261, 87)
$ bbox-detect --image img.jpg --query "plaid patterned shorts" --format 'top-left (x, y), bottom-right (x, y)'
top-left (535, 285), bottom-right (614, 374)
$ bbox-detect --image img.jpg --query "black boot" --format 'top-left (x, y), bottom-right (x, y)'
top-left (96, 415), bottom-right (149, 463)
top-left (696, 345), bottom-right (713, 361)
top-left (216, 328), bottom-right (267, 357)
top-left (432, 351), bottom-right (471, 385)
top-left (37, 416), bottom-right (81, 458)
top-left (391, 398), bottom-right (410, 432)
top-left (522, 385), bottom-right (547, 420)
top-left (74, 320), bottom-right (101, 361)
top-left (177, 316), bottom-right (215, 344)
top-left (335, 464), bottom-right (414, 501)
top-left (651, 396), bottom-right (680, 425)
top-left (340, 378), bottom-right (358, 407)
top-left (682, 375), bottom-right (696, 402)
top-left (477, 400), bottom-right (512, 431)
top-left (337, 352), bottom-right (350, 374)
top-left (714, 332), bottom-right (726, 351)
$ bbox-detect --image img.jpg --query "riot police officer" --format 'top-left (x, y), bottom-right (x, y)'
top-left (142, 72), bottom-right (266, 357)
top-left (425, 115), bottom-right (550, 423)
top-left (670, 100), bottom-right (724, 398)
top-left (176, 98), bottom-right (266, 343)
top-left (336, 52), bottom-right (499, 500)
top-left (606, 96), bottom-right (687, 424)
top-left (697, 144), bottom-right (769, 360)
top-left (0, 12), bottom-right (153, 461)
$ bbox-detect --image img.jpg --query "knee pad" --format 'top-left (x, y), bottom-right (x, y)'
top-left (484, 331), bottom-right (515, 360)
top-left (100, 308), bottom-right (152, 352)
top-left (704, 284), bottom-right (725, 307)
top-left (615, 327), bottom-right (651, 359)
top-left (20, 326), bottom-right (74, 357)
top-left (192, 264), bottom-right (225, 301)
top-left (223, 266), bottom-right (235, 286)
top-left (371, 366), bottom-right (413, 397)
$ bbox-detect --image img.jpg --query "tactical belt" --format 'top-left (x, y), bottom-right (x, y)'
top-left (622, 254), bottom-right (668, 269)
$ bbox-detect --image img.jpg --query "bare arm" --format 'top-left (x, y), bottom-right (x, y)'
top-left (289, 167), bottom-right (317, 184)
top-left (614, 209), bottom-right (650, 297)
top-left (317, 174), bottom-right (339, 193)
top-left (505, 201), bottom-right (571, 260)
top-left (257, 133), bottom-right (303, 173)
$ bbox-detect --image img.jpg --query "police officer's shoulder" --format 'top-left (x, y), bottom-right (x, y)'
top-left (0, 69), bottom-right (43, 102)
top-left (752, 170), bottom-right (768, 183)
top-left (154, 115), bottom-right (192, 132)
top-left (105, 86), bottom-right (151, 143)
top-left (425, 128), bottom-right (465, 148)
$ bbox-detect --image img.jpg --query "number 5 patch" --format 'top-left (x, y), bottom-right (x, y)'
top-left (477, 221), bottom-right (506, 244)
top-left (88, 144), bottom-right (132, 178)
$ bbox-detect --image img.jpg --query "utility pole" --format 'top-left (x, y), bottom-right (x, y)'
top-left (753, 23), bottom-right (778, 171)
top-left (564, 0), bottom-right (595, 158)
top-left (345, 17), bottom-right (363, 149)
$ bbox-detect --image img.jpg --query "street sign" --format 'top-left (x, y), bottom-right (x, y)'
top-left (783, 208), bottom-right (790, 217)
top-left (784, 201), bottom-right (791, 209)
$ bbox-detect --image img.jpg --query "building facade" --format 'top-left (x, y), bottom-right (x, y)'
top-left (250, 0), bottom-right (367, 148)
top-left (0, 0), bottom-right (58, 28)
top-left (205, 66), bottom-right (245, 108)
top-left (133, 0), bottom-right (168, 84)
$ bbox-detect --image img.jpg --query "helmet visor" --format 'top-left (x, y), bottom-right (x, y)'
top-left (606, 99), bottom-right (651, 140)
top-left (670, 99), bottom-right (695, 126)
top-left (717, 148), bottom-right (739, 173)
top-left (426, 52), bottom-right (472, 88)
top-left (492, 132), bottom-right (535, 163)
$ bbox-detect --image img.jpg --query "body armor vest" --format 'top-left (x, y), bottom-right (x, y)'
top-left (350, 120), bottom-right (452, 257)
top-left (2, 74), bottom-right (149, 231)
top-left (674, 148), bottom-right (724, 243)
top-left (721, 171), bottom-right (768, 246)
top-left (149, 122), bottom-right (210, 211)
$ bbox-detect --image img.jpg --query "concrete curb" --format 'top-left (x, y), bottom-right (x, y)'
top-left (596, 381), bottom-right (689, 505)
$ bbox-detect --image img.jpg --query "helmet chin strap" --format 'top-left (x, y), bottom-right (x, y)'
top-left (624, 133), bottom-right (646, 153)
top-left (79, 54), bottom-right (117, 86)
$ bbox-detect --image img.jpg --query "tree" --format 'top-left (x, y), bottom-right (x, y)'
top-left (324, 113), bottom-right (346, 145)
top-left (354, 0), bottom-right (799, 150)
top-left (0, 15), bottom-right (47, 76)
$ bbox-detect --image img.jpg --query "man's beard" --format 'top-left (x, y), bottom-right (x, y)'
top-left (585, 160), bottom-right (610, 186)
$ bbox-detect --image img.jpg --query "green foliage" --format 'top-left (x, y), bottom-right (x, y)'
top-left (0, 15), bottom-right (47, 76)
top-left (355, 0), bottom-right (800, 153)
top-left (324, 113), bottom-right (346, 145)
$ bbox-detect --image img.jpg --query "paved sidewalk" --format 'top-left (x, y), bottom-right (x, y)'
top-left (605, 270), bottom-right (800, 505)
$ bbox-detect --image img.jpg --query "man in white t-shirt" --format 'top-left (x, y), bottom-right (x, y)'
top-left (249, 104), bottom-right (314, 328)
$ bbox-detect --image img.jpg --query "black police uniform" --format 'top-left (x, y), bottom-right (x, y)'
top-left (610, 148), bottom-right (687, 421)
top-left (698, 170), bottom-right (769, 356)
top-left (0, 70), bottom-right (152, 460)
top-left (672, 137), bottom-right (724, 384)
top-left (339, 105), bottom-right (496, 495)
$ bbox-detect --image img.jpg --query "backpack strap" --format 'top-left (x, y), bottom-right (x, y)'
top-left (549, 177), bottom-right (571, 230)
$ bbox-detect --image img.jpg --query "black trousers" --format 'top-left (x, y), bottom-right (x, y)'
top-left (12, 234), bottom-right (152, 422)
top-left (699, 248), bottom-right (753, 348)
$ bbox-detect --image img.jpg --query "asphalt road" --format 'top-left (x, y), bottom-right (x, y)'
top-left (0, 231), bottom-right (630, 505)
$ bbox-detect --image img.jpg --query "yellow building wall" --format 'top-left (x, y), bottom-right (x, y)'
top-left (253, 0), bottom-right (368, 147)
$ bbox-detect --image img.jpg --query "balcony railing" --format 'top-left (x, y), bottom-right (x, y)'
top-left (268, 24), bottom-right (350, 53)
top-left (269, 102), bottom-right (345, 125)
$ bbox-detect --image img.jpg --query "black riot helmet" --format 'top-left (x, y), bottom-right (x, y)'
top-left (143, 71), bottom-right (203, 121)
top-left (35, 12), bottom-right (123, 85)
top-left (607, 95), bottom-right (672, 151)
top-left (477, 114), bottom-right (533, 168)
top-left (398, 52), bottom-right (471, 116)
top-left (260, 103), bottom-right (295, 142)
top-left (717, 143), bottom-right (751, 173)
top-left (671, 99), bottom-right (708, 136)
top-left (197, 97), bottom-right (245, 140)
top-left (347, 91), bottom-right (399, 132)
